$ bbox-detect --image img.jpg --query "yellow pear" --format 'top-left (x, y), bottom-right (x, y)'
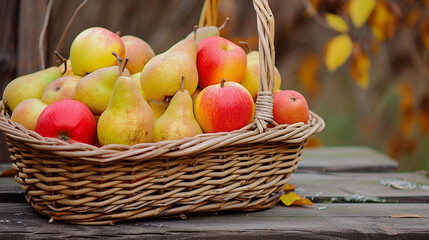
top-left (153, 77), bottom-right (202, 142)
top-left (3, 67), bottom-right (61, 111)
top-left (140, 38), bottom-right (198, 102)
top-left (241, 51), bottom-right (281, 101)
top-left (97, 75), bottom-right (155, 146)
top-left (75, 65), bottom-right (130, 115)
top-left (185, 17), bottom-right (230, 43)
top-left (131, 72), bottom-right (148, 102)
top-left (148, 100), bottom-right (169, 119)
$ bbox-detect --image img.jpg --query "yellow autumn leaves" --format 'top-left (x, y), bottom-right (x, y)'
top-left (322, 0), bottom-right (376, 89)
top-left (302, 0), bottom-right (401, 89)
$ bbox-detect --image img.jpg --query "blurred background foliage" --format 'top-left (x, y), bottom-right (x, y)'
top-left (1, 0), bottom-right (428, 171)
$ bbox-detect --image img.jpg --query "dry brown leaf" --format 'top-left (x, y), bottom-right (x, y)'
top-left (293, 198), bottom-right (315, 206)
top-left (298, 52), bottom-right (321, 97)
top-left (349, 43), bottom-right (370, 88)
top-left (306, 136), bottom-right (323, 148)
top-left (420, 16), bottom-right (429, 50)
top-left (369, 38), bottom-right (380, 56)
top-left (390, 213), bottom-right (422, 218)
top-left (280, 192), bottom-right (314, 207)
top-left (418, 94), bottom-right (429, 136)
top-left (406, 8), bottom-right (421, 28)
top-left (0, 168), bottom-right (16, 177)
top-left (284, 184), bottom-right (296, 192)
top-left (368, 0), bottom-right (398, 41)
top-left (399, 83), bottom-right (415, 137)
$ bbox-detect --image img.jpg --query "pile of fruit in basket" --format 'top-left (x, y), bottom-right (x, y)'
top-left (3, 23), bottom-right (310, 147)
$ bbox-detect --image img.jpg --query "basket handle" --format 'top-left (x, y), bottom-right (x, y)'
top-left (199, 0), bottom-right (276, 132)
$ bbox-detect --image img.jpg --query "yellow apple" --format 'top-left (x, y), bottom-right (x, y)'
top-left (70, 27), bottom-right (126, 76)
top-left (11, 98), bottom-right (48, 131)
top-left (41, 75), bottom-right (81, 104)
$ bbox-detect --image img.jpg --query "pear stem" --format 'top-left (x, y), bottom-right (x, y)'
top-left (181, 76), bottom-right (185, 92)
top-left (112, 51), bottom-right (123, 76)
top-left (193, 25), bottom-right (198, 42)
top-left (218, 17), bottom-right (230, 31)
top-left (238, 41), bottom-right (251, 53)
top-left (54, 51), bottom-right (67, 75)
top-left (122, 57), bottom-right (129, 73)
top-left (220, 78), bottom-right (226, 88)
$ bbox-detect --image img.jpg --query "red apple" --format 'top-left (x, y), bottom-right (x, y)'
top-left (35, 100), bottom-right (96, 144)
top-left (197, 36), bottom-right (247, 89)
top-left (273, 90), bottom-right (309, 124)
top-left (194, 79), bottom-right (254, 133)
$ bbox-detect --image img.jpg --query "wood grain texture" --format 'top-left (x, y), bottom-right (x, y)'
top-left (17, 0), bottom-right (47, 76)
top-left (299, 146), bottom-right (398, 172)
top-left (0, 202), bottom-right (428, 239)
top-left (290, 171), bottom-right (429, 203)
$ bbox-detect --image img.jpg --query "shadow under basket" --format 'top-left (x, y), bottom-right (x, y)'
top-left (0, 0), bottom-right (325, 225)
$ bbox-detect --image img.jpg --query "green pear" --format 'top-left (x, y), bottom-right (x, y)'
top-left (97, 75), bottom-right (155, 146)
top-left (3, 67), bottom-right (61, 111)
top-left (153, 77), bottom-right (202, 142)
top-left (185, 17), bottom-right (230, 43)
top-left (140, 38), bottom-right (198, 102)
top-left (241, 51), bottom-right (281, 101)
top-left (75, 65), bottom-right (130, 115)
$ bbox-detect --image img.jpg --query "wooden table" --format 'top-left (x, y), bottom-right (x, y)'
top-left (1, 146), bottom-right (428, 239)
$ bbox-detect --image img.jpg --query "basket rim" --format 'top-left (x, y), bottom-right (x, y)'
top-left (0, 100), bottom-right (324, 163)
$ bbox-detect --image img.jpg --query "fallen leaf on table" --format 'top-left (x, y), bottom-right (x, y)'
top-left (390, 214), bottom-right (422, 218)
top-left (280, 192), bottom-right (314, 207)
top-left (284, 184), bottom-right (296, 192)
top-left (0, 168), bottom-right (16, 177)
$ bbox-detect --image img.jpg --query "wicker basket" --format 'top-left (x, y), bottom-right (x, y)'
top-left (0, 0), bottom-right (324, 225)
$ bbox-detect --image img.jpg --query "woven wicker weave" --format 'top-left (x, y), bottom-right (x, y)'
top-left (0, 0), bottom-right (324, 225)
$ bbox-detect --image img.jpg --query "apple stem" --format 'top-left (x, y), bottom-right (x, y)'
top-left (54, 51), bottom-right (67, 75)
top-left (238, 41), bottom-right (251, 53)
top-left (220, 78), bottom-right (226, 88)
top-left (218, 17), bottom-right (230, 31)
top-left (115, 31), bottom-right (122, 37)
top-left (181, 76), bottom-right (185, 92)
top-left (112, 51), bottom-right (123, 75)
top-left (291, 96), bottom-right (296, 101)
top-left (193, 25), bottom-right (198, 42)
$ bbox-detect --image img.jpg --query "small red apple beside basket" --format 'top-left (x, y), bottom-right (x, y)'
top-left (0, 0), bottom-right (324, 225)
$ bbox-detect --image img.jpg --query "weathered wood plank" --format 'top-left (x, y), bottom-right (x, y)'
top-left (290, 171), bottom-right (429, 203)
top-left (1, 171), bottom-right (429, 204)
top-left (299, 146), bottom-right (398, 172)
top-left (17, 0), bottom-right (47, 76)
top-left (0, 203), bottom-right (428, 239)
